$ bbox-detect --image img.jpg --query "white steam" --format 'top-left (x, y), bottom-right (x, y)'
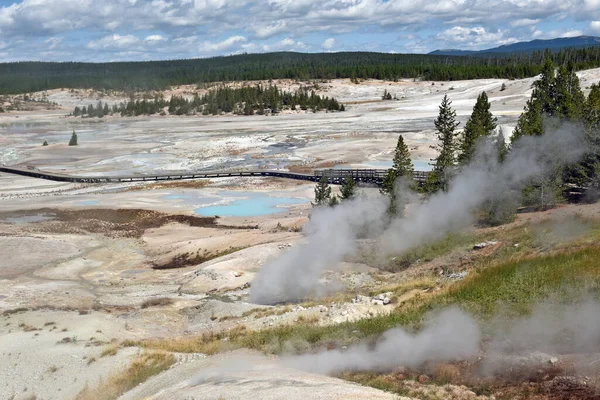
top-left (283, 307), bottom-right (480, 375)
top-left (250, 124), bottom-right (586, 305)
top-left (250, 195), bottom-right (388, 304)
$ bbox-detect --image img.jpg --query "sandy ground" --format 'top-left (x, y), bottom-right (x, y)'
top-left (1, 72), bottom-right (600, 399)
top-left (120, 350), bottom-right (402, 400)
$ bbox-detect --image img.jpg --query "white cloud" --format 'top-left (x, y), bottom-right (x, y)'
top-left (44, 36), bottom-right (63, 50)
top-left (321, 37), bottom-right (335, 50)
top-left (436, 26), bottom-right (506, 48)
top-left (253, 20), bottom-right (288, 39)
top-left (261, 37), bottom-right (309, 52)
top-left (561, 29), bottom-right (584, 37)
top-left (511, 18), bottom-right (540, 27)
top-left (145, 34), bottom-right (166, 42)
top-left (200, 35), bottom-right (247, 52)
top-left (87, 34), bottom-right (140, 50)
top-left (1, 0), bottom-right (599, 61)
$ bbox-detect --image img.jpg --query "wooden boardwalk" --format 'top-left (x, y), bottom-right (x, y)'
top-left (0, 166), bottom-right (430, 186)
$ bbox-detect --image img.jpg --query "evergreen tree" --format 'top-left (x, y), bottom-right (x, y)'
top-left (554, 61), bottom-right (585, 120)
top-left (42, 140), bottom-right (48, 146)
top-left (457, 91), bottom-right (497, 165)
top-left (73, 106), bottom-right (81, 117)
top-left (495, 128), bottom-right (509, 163)
top-left (511, 94), bottom-right (544, 142)
top-left (535, 57), bottom-right (557, 116)
top-left (68, 130), bottom-right (78, 146)
top-left (381, 134), bottom-right (414, 195)
top-left (578, 84), bottom-right (600, 198)
top-left (380, 135), bottom-right (414, 216)
top-left (511, 58), bottom-right (556, 144)
top-left (340, 176), bottom-right (356, 200)
top-left (429, 95), bottom-right (460, 192)
top-left (313, 176), bottom-right (332, 206)
top-left (586, 84), bottom-right (600, 131)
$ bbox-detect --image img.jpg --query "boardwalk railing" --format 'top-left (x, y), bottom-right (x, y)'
top-left (0, 165), bottom-right (430, 186)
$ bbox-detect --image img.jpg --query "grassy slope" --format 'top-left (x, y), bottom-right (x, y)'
top-left (140, 217), bottom-right (600, 356)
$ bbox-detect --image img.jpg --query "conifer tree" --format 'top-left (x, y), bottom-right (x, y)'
top-left (458, 91), bottom-right (497, 165)
top-left (554, 61), bottom-right (585, 120)
top-left (42, 140), bottom-right (48, 146)
top-left (340, 176), bottom-right (356, 200)
top-left (381, 135), bottom-right (414, 195)
top-left (428, 95), bottom-right (460, 192)
top-left (495, 128), bottom-right (509, 163)
top-left (68, 130), bottom-right (78, 146)
top-left (313, 176), bottom-right (332, 206)
top-left (380, 135), bottom-right (414, 216)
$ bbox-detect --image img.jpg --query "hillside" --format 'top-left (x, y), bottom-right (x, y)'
top-left (2, 46), bottom-right (600, 94)
top-left (429, 35), bottom-right (600, 56)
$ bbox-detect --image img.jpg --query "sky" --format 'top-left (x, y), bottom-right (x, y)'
top-left (0, 0), bottom-right (599, 62)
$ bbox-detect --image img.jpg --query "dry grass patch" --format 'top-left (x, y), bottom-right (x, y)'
top-left (76, 352), bottom-right (175, 400)
top-left (100, 344), bottom-right (119, 357)
top-left (140, 297), bottom-right (174, 309)
top-left (141, 325), bottom-right (248, 355)
top-left (151, 246), bottom-right (247, 270)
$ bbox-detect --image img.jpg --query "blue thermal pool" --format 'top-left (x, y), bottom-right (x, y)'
top-left (194, 192), bottom-right (307, 217)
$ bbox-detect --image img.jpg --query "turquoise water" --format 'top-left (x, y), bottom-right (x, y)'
top-left (195, 192), bottom-right (307, 217)
top-left (80, 200), bottom-right (99, 205)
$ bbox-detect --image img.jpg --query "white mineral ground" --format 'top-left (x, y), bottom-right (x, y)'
top-left (1, 70), bottom-right (600, 399)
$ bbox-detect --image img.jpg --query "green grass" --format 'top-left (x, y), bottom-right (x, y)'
top-left (236, 244), bottom-right (600, 353)
top-left (385, 231), bottom-right (477, 270)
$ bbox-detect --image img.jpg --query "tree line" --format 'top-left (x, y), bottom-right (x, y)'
top-left (3, 47), bottom-right (600, 94)
top-left (73, 85), bottom-right (344, 117)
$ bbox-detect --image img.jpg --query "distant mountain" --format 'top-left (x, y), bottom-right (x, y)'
top-left (429, 36), bottom-right (600, 56)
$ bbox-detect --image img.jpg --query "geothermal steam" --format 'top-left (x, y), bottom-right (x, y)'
top-left (250, 125), bottom-right (586, 305)
top-left (283, 307), bottom-right (480, 374)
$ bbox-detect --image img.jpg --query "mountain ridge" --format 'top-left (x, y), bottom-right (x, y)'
top-left (429, 36), bottom-right (600, 56)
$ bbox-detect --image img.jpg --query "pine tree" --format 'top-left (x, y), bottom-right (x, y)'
top-left (381, 134), bottom-right (414, 195)
top-left (458, 91), bottom-right (497, 165)
top-left (554, 62), bottom-right (585, 120)
top-left (313, 176), bottom-right (332, 206)
top-left (73, 106), bottom-right (81, 117)
top-left (380, 135), bottom-right (414, 216)
top-left (340, 176), bottom-right (356, 200)
top-left (42, 140), bottom-right (48, 146)
top-left (429, 95), bottom-right (460, 192)
top-left (495, 128), bottom-right (509, 163)
top-left (511, 58), bottom-right (556, 145)
top-left (578, 84), bottom-right (600, 197)
top-left (535, 57), bottom-right (557, 116)
top-left (68, 130), bottom-right (78, 146)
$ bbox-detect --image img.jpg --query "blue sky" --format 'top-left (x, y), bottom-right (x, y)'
top-left (0, 0), bottom-right (599, 62)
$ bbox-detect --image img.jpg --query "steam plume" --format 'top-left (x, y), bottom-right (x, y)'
top-left (250, 124), bottom-right (586, 305)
